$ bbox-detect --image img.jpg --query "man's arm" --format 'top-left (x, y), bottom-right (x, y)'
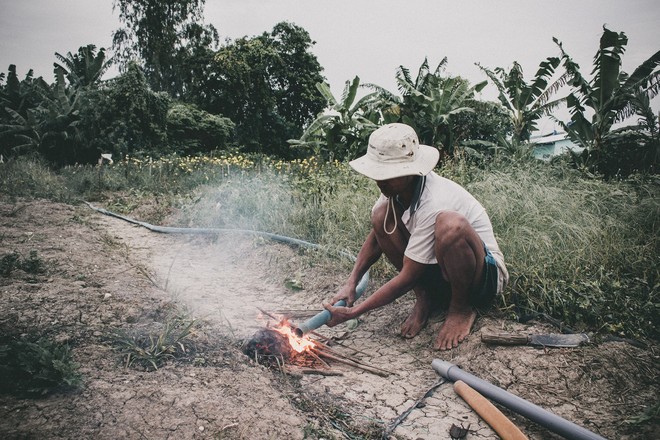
top-left (332, 229), bottom-right (383, 306)
top-left (325, 256), bottom-right (427, 326)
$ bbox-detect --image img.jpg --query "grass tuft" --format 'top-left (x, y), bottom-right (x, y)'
top-left (111, 317), bottom-right (197, 371)
top-left (0, 335), bottom-right (81, 397)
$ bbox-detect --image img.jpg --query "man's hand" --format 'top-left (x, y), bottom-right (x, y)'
top-left (323, 302), bottom-right (357, 327)
top-left (331, 284), bottom-right (358, 307)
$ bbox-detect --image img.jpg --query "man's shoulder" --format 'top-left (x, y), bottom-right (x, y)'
top-left (426, 171), bottom-right (465, 192)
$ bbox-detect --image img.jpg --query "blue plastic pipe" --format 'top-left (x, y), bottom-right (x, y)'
top-left (432, 360), bottom-right (607, 440)
top-left (294, 271), bottom-right (369, 337)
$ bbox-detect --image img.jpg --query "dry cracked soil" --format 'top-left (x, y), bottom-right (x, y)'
top-left (0, 198), bottom-right (658, 439)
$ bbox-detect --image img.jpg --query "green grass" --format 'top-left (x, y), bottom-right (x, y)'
top-left (1, 250), bottom-right (47, 277)
top-left (0, 335), bottom-right (81, 397)
top-left (466, 160), bottom-right (659, 338)
top-left (111, 316), bottom-right (197, 371)
top-left (2, 154), bottom-right (658, 340)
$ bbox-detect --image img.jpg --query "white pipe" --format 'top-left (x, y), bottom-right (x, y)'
top-left (432, 360), bottom-right (607, 440)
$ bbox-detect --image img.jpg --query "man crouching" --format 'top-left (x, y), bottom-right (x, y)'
top-left (323, 123), bottom-right (508, 350)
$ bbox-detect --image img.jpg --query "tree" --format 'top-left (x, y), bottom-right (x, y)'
top-left (477, 58), bottom-right (568, 143)
top-left (166, 102), bottom-right (235, 155)
top-left (77, 62), bottom-right (170, 160)
top-left (0, 68), bottom-right (82, 164)
top-left (402, 75), bottom-right (486, 155)
top-left (172, 22), bottom-right (219, 102)
top-left (290, 76), bottom-right (379, 160)
top-left (390, 59), bottom-right (486, 155)
top-left (451, 100), bottom-right (513, 146)
top-left (54, 45), bottom-right (112, 89)
top-left (204, 22), bottom-right (326, 158)
top-left (554, 27), bottom-right (660, 175)
top-left (112, 0), bottom-right (218, 97)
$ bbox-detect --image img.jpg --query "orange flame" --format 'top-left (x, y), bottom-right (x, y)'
top-left (274, 324), bottom-right (315, 353)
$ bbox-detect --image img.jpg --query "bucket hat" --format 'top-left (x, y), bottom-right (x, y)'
top-left (349, 123), bottom-right (439, 180)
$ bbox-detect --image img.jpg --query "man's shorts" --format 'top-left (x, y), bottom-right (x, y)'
top-left (470, 244), bottom-right (499, 310)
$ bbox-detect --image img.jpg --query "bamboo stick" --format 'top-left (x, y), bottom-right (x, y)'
top-left (315, 350), bottom-right (390, 377)
top-left (310, 331), bottom-right (373, 357)
top-left (307, 349), bottom-right (331, 369)
top-left (313, 345), bottom-right (395, 376)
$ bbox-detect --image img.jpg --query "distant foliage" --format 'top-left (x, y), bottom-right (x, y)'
top-left (166, 102), bottom-right (235, 155)
top-left (476, 58), bottom-right (568, 143)
top-left (54, 44), bottom-right (112, 89)
top-left (202, 22), bottom-right (326, 158)
top-left (112, 0), bottom-right (218, 97)
top-left (290, 76), bottom-right (379, 161)
top-left (82, 62), bottom-right (171, 159)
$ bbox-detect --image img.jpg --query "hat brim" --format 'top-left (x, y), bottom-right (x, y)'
top-left (349, 144), bottom-right (440, 180)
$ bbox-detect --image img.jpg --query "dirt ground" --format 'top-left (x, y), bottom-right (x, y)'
top-left (0, 198), bottom-right (657, 439)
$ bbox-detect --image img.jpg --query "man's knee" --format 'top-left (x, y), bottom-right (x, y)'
top-left (434, 212), bottom-right (472, 248)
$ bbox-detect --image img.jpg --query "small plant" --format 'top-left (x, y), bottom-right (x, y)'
top-left (20, 250), bottom-right (46, 274)
top-left (0, 336), bottom-right (81, 397)
top-left (0, 252), bottom-right (20, 277)
top-left (111, 317), bottom-right (196, 371)
top-left (0, 250), bottom-right (46, 277)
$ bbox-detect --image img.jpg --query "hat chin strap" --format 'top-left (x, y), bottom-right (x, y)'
top-left (384, 196), bottom-right (398, 235)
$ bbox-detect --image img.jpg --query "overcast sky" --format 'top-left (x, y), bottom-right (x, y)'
top-left (1, 0), bottom-right (659, 133)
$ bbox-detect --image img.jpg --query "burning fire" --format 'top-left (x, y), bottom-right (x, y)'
top-left (274, 323), bottom-right (316, 353)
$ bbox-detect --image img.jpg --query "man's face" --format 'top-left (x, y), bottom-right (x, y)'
top-left (376, 175), bottom-right (415, 198)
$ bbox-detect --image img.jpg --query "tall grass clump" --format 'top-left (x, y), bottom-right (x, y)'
top-left (175, 158), bottom-right (378, 259)
top-left (461, 158), bottom-right (658, 339)
top-left (0, 158), bottom-right (72, 202)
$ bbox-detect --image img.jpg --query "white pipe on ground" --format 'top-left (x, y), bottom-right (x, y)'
top-left (432, 360), bottom-right (607, 440)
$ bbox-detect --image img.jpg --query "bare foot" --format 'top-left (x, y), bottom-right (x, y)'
top-left (433, 308), bottom-right (476, 350)
top-left (400, 300), bottom-right (429, 338)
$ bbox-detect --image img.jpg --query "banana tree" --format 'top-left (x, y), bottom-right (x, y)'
top-left (477, 57), bottom-right (568, 143)
top-left (554, 27), bottom-right (660, 161)
top-left (289, 76), bottom-right (379, 161)
top-left (1, 69), bottom-right (81, 163)
top-left (399, 73), bottom-right (486, 154)
top-left (54, 44), bottom-right (112, 89)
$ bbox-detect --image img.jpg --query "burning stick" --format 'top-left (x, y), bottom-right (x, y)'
top-left (315, 350), bottom-right (391, 377)
top-left (307, 349), bottom-right (332, 369)
top-left (312, 341), bottom-right (395, 376)
top-left (251, 308), bottom-right (391, 377)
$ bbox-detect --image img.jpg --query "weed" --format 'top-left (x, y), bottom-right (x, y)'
top-left (0, 252), bottom-right (20, 277)
top-left (625, 401), bottom-right (660, 426)
top-left (1, 250), bottom-right (47, 277)
top-left (111, 317), bottom-right (197, 371)
top-left (0, 335), bottom-right (81, 397)
top-left (290, 386), bottom-right (384, 439)
top-left (0, 158), bottom-right (73, 202)
top-left (20, 250), bottom-right (46, 274)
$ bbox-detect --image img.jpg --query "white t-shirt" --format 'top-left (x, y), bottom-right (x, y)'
top-left (374, 171), bottom-right (509, 293)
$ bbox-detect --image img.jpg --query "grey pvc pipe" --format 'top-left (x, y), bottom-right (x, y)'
top-left (294, 271), bottom-right (369, 337)
top-left (432, 360), bottom-right (606, 440)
